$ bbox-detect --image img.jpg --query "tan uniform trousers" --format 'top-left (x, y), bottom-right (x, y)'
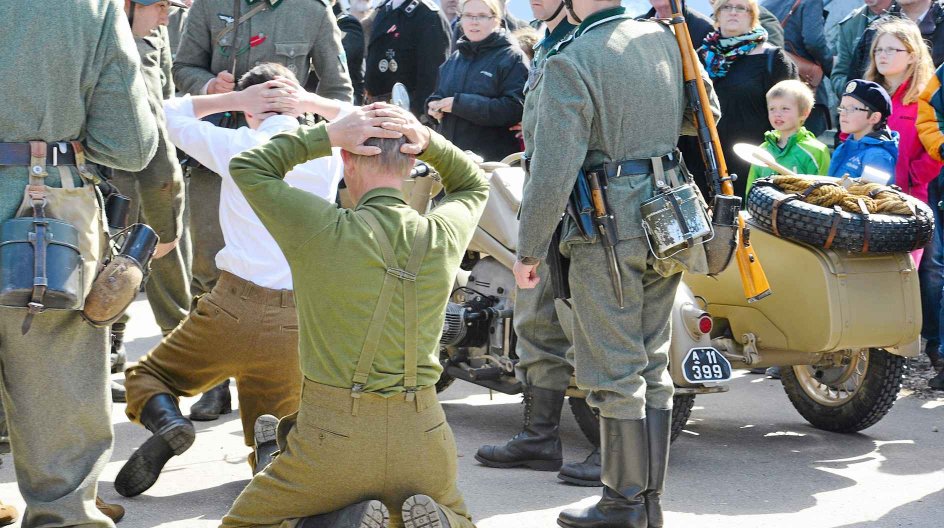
top-left (124, 271), bottom-right (301, 465)
top-left (221, 380), bottom-right (475, 528)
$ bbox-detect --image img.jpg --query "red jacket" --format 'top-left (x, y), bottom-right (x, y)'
top-left (889, 80), bottom-right (942, 204)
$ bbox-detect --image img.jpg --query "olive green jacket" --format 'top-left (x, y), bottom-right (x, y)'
top-left (229, 124), bottom-right (488, 394)
top-left (0, 0), bottom-right (157, 222)
top-left (518, 10), bottom-right (719, 260)
top-left (173, 0), bottom-right (353, 102)
top-left (111, 28), bottom-right (186, 241)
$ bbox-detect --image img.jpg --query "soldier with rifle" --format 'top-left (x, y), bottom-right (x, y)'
top-left (514, 0), bottom-right (720, 526)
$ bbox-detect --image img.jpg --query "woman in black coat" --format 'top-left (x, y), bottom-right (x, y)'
top-left (695, 0), bottom-right (797, 199)
top-left (426, 0), bottom-right (528, 162)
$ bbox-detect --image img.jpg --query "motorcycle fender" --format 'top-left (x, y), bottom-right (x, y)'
top-left (670, 282), bottom-right (715, 388)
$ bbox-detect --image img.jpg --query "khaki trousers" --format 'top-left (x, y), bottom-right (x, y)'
top-left (124, 271), bottom-right (301, 461)
top-left (0, 307), bottom-right (113, 528)
top-left (221, 381), bottom-right (475, 528)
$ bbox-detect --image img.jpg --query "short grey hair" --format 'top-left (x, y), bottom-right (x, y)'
top-left (350, 136), bottom-right (414, 177)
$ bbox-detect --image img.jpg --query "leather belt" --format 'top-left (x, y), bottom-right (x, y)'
top-left (523, 151), bottom-right (679, 179)
top-left (591, 151), bottom-right (680, 179)
top-left (0, 142), bottom-right (77, 166)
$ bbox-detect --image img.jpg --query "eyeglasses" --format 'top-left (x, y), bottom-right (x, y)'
top-left (837, 105), bottom-right (872, 114)
top-left (460, 13), bottom-right (495, 22)
top-left (874, 47), bottom-right (909, 56)
top-left (719, 4), bottom-right (750, 14)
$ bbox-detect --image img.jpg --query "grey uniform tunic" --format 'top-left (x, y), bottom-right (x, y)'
top-left (518, 9), bottom-right (716, 419)
top-left (513, 20), bottom-right (578, 393)
top-left (0, 1), bottom-right (156, 525)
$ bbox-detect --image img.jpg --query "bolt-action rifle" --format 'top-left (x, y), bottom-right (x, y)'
top-left (666, 0), bottom-right (771, 302)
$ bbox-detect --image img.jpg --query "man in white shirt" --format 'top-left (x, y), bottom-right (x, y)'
top-left (116, 63), bottom-right (349, 499)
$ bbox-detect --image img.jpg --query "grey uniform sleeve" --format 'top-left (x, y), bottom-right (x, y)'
top-left (160, 26), bottom-right (176, 99)
top-left (517, 54), bottom-right (592, 261)
top-left (310, 5), bottom-right (355, 102)
top-left (172, 0), bottom-right (217, 96)
top-left (85, 6), bottom-right (158, 171)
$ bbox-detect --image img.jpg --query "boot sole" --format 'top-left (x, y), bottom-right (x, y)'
top-left (402, 495), bottom-right (445, 528)
top-left (474, 453), bottom-right (562, 471)
top-left (114, 422), bottom-right (195, 497)
top-left (557, 473), bottom-right (603, 487)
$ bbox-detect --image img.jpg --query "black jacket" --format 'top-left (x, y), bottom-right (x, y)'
top-left (849, 0), bottom-right (944, 80)
top-left (427, 30), bottom-right (528, 161)
top-left (336, 4), bottom-right (366, 105)
top-left (642, 3), bottom-right (714, 46)
top-left (366, 0), bottom-right (451, 116)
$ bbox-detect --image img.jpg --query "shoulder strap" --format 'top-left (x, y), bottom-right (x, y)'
top-left (214, 1), bottom-right (268, 46)
top-left (780, 0), bottom-right (803, 27)
top-left (350, 210), bottom-right (431, 410)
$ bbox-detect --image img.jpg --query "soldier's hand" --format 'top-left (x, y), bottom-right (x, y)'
top-left (375, 104), bottom-right (431, 155)
top-left (207, 71), bottom-right (236, 95)
top-left (513, 260), bottom-right (540, 289)
top-left (326, 104), bottom-right (405, 155)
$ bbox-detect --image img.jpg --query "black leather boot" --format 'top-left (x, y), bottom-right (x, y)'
top-left (475, 386), bottom-right (564, 471)
top-left (557, 417), bottom-right (648, 528)
top-left (189, 379), bottom-right (232, 421)
top-left (297, 500), bottom-right (389, 528)
top-left (558, 447), bottom-right (602, 487)
top-left (930, 368), bottom-right (944, 390)
top-left (252, 414), bottom-right (279, 475)
top-left (402, 494), bottom-right (452, 528)
top-left (111, 380), bottom-right (127, 403)
top-left (643, 408), bottom-right (671, 528)
top-left (115, 394), bottom-right (195, 497)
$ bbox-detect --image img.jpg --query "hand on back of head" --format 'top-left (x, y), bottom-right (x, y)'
top-left (327, 103), bottom-right (430, 156)
top-left (239, 79), bottom-right (301, 119)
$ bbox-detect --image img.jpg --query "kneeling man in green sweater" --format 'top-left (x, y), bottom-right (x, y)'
top-left (221, 103), bottom-right (488, 528)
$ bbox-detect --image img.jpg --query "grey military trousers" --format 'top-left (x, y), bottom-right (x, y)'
top-left (186, 166), bottom-right (225, 299)
top-left (513, 262), bottom-right (575, 392)
top-left (568, 236), bottom-right (680, 419)
top-left (0, 307), bottom-right (114, 527)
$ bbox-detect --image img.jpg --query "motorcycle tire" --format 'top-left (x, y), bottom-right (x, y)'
top-left (568, 393), bottom-right (695, 446)
top-left (746, 180), bottom-right (934, 253)
top-left (780, 348), bottom-right (905, 433)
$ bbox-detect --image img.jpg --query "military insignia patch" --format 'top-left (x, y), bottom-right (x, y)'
top-left (218, 14), bottom-right (235, 24)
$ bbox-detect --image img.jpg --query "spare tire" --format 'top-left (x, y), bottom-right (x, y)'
top-left (746, 180), bottom-right (934, 253)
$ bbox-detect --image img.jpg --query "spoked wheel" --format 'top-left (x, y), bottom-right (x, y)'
top-left (568, 392), bottom-right (696, 447)
top-left (780, 348), bottom-right (905, 433)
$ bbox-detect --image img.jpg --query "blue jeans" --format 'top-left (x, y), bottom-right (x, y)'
top-left (919, 174), bottom-right (944, 357)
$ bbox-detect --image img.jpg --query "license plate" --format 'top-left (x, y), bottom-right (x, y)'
top-left (682, 347), bottom-right (732, 384)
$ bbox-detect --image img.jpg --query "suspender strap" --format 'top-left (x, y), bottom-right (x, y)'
top-left (350, 211), bottom-right (431, 409)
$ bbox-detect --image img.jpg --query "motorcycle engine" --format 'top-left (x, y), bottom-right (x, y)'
top-left (440, 257), bottom-right (516, 353)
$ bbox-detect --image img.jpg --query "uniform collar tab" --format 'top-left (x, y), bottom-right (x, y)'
top-left (575, 6), bottom-right (627, 37)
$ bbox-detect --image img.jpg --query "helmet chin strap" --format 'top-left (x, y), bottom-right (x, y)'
top-left (562, 0), bottom-right (581, 23)
top-left (541, 0), bottom-right (565, 22)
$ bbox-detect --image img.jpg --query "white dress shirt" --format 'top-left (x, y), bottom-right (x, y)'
top-left (163, 96), bottom-right (345, 289)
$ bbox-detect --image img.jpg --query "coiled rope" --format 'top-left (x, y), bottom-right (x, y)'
top-left (770, 176), bottom-right (915, 216)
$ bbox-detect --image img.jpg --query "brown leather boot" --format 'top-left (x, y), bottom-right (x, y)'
top-left (97, 496), bottom-right (125, 523)
top-left (0, 499), bottom-right (17, 526)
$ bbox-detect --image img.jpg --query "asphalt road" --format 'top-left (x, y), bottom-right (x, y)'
top-left (1, 296), bottom-right (942, 527)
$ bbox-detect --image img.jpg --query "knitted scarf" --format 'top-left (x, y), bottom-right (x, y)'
top-left (698, 26), bottom-right (768, 79)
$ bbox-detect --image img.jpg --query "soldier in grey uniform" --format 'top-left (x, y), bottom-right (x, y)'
top-left (173, 0), bottom-right (354, 420)
top-left (167, 0), bottom-right (192, 56)
top-left (515, 0), bottom-right (717, 526)
top-left (110, 22), bottom-right (191, 338)
top-left (0, 1), bottom-right (157, 526)
top-left (474, 0), bottom-right (603, 488)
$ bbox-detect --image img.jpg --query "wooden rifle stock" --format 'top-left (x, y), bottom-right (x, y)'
top-left (667, 0), bottom-right (771, 302)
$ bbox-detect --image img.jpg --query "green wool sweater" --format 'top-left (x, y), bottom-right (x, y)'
top-left (229, 123), bottom-right (488, 395)
top-left (745, 126), bottom-right (831, 197)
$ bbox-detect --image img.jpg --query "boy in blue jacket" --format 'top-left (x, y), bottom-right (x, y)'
top-left (829, 80), bottom-right (899, 182)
